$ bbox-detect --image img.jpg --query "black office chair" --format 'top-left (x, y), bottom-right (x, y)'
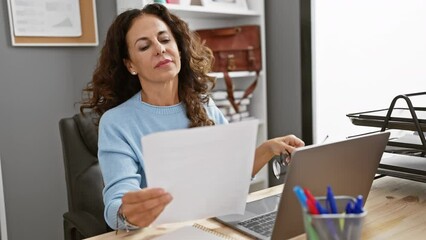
top-left (59, 113), bottom-right (112, 240)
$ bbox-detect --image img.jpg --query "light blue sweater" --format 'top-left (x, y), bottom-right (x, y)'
top-left (98, 91), bottom-right (228, 229)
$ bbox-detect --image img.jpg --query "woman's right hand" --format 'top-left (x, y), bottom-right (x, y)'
top-left (120, 188), bottom-right (173, 227)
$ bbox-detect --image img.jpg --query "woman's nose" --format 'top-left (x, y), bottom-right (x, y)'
top-left (155, 43), bottom-right (166, 55)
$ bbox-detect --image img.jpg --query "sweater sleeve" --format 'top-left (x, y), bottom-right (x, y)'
top-left (206, 97), bottom-right (229, 125)
top-left (98, 111), bottom-right (142, 229)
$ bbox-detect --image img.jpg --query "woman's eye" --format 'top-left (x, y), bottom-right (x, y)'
top-left (139, 45), bottom-right (149, 51)
top-left (160, 39), bottom-right (170, 43)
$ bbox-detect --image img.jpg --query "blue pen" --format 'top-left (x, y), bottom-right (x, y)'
top-left (326, 185), bottom-right (338, 214)
top-left (345, 200), bottom-right (354, 214)
top-left (293, 186), bottom-right (307, 210)
top-left (353, 195), bottom-right (364, 214)
top-left (324, 187), bottom-right (341, 238)
top-left (315, 201), bottom-right (328, 214)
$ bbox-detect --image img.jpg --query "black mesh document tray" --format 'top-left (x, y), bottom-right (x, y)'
top-left (346, 92), bottom-right (426, 182)
top-left (347, 107), bottom-right (426, 132)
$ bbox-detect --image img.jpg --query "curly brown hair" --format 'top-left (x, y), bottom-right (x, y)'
top-left (80, 3), bottom-right (216, 127)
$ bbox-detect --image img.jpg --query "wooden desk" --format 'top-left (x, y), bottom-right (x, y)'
top-left (87, 177), bottom-right (426, 240)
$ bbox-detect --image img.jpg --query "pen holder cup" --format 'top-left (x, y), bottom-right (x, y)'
top-left (302, 196), bottom-right (367, 240)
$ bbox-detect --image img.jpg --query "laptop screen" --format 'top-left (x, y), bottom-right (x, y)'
top-left (216, 132), bottom-right (390, 240)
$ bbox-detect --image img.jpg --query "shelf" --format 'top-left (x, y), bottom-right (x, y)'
top-left (165, 3), bottom-right (260, 18)
top-left (208, 71), bottom-right (257, 79)
top-left (116, 1), bottom-right (260, 18)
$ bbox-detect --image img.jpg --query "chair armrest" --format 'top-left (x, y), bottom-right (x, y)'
top-left (63, 211), bottom-right (109, 238)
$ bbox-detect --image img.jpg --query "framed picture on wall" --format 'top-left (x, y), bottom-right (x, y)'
top-left (7, 0), bottom-right (98, 46)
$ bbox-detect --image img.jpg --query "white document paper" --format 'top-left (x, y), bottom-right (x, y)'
top-left (10, 0), bottom-right (82, 37)
top-left (142, 120), bottom-right (259, 225)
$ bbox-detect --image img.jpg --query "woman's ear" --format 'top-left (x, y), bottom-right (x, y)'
top-left (123, 58), bottom-right (137, 75)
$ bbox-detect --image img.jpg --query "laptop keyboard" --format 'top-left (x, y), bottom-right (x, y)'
top-left (237, 211), bottom-right (277, 237)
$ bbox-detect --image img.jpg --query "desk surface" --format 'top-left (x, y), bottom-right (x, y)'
top-left (87, 177), bottom-right (426, 240)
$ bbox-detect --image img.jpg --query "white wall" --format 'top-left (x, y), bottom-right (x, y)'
top-left (312, 0), bottom-right (426, 142)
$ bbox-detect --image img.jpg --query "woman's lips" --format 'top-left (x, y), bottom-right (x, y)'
top-left (155, 59), bottom-right (172, 68)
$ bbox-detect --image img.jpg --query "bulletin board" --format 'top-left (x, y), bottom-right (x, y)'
top-left (7, 0), bottom-right (98, 47)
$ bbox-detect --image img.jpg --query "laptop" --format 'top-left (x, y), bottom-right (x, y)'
top-left (215, 131), bottom-right (390, 239)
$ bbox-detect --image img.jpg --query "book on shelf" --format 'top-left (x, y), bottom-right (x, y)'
top-left (218, 105), bottom-right (248, 116)
top-left (226, 111), bottom-right (251, 122)
top-left (214, 98), bottom-right (251, 107)
top-left (211, 90), bottom-right (253, 101)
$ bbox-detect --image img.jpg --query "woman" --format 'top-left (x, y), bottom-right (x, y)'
top-left (80, 3), bottom-right (304, 230)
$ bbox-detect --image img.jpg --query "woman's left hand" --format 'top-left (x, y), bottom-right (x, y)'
top-left (267, 134), bottom-right (305, 156)
top-left (253, 135), bottom-right (304, 176)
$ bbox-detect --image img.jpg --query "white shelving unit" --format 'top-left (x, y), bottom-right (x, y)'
top-left (116, 0), bottom-right (268, 191)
